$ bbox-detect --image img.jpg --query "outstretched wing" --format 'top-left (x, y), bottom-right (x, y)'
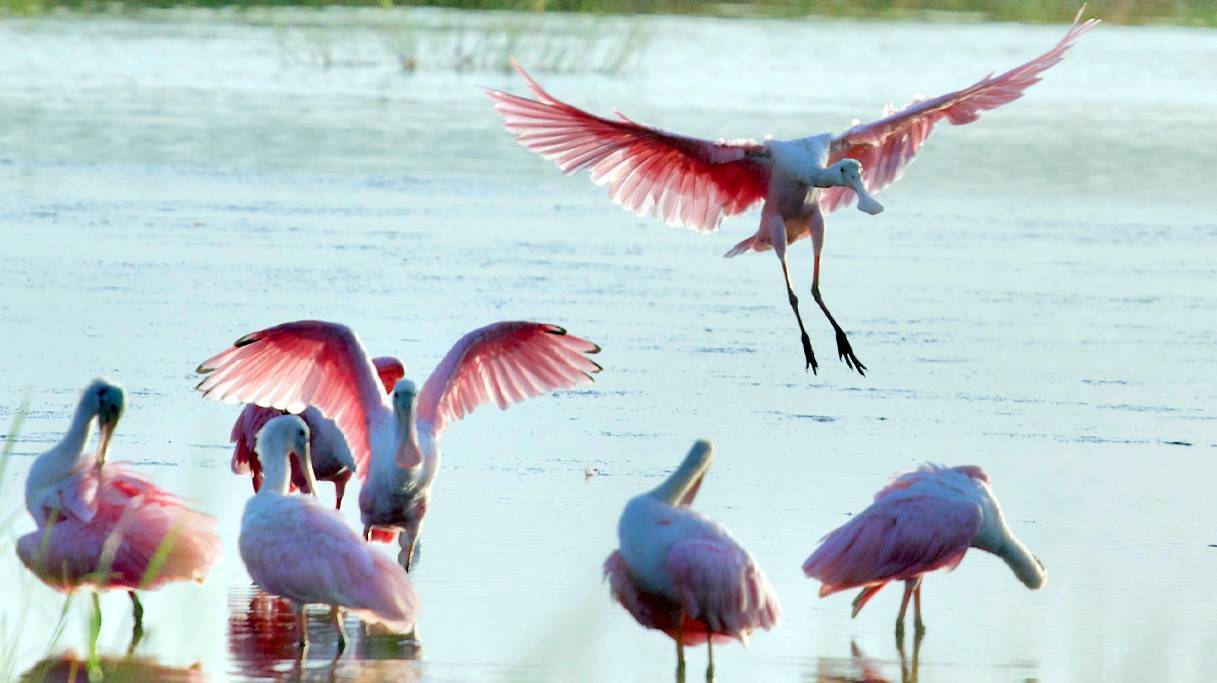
top-left (820, 8), bottom-right (1098, 213)
top-left (802, 493), bottom-right (981, 599)
top-left (417, 321), bottom-right (601, 438)
top-left (197, 321), bottom-right (389, 474)
top-left (488, 62), bottom-right (771, 232)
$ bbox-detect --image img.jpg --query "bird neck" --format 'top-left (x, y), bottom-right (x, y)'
top-left (972, 503), bottom-right (1045, 589)
top-left (648, 441), bottom-right (712, 506)
top-left (394, 397), bottom-right (423, 469)
top-left (256, 437), bottom-right (293, 496)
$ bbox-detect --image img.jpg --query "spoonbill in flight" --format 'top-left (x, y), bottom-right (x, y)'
top-left (197, 319), bottom-right (601, 570)
top-left (17, 379), bottom-right (220, 645)
top-left (489, 9), bottom-right (1097, 375)
top-left (802, 464), bottom-right (1045, 637)
top-left (228, 355), bottom-right (405, 508)
top-left (604, 440), bottom-right (780, 681)
top-left (238, 414), bottom-right (418, 654)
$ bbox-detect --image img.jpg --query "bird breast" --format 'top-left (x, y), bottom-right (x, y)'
top-left (617, 496), bottom-right (722, 599)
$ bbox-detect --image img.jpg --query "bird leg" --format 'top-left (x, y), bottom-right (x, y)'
top-left (810, 208), bottom-right (865, 375)
top-left (895, 579), bottom-right (915, 641)
top-left (334, 478), bottom-right (347, 510)
top-left (295, 602), bottom-right (310, 650)
top-left (399, 534), bottom-right (418, 572)
top-left (767, 212), bottom-right (817, 372)
top-left (675, 609), bottom-right (687, 682)
top-left (89, 592), bottom-right (102, 661)
top-left (912, 577), bottom-right (925, 636)
top-left (331, 606), bottom-right (347, 655)
top-left (128, 591), bottom-right (144, 654)
top-left (706, 634), bottom-right (715, 683)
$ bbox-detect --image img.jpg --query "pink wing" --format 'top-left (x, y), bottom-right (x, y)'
top-left (488, 62), bottom-right (771, 232)
top-left (230, 404), bottom-right (282, 476)
top-left (239, 498), bottom-right (418, 632)
top-left (372, 356), bottom-right (406, 395)
top-left (665, 538), bottom-right (781, 644)
top-left (417, 322), bottom-right (601, 437)
top-left (18, 465), bottom-right (220, 591)
top-left (802, 493), bottom-right (981, 604)
top-left (197, 321), bottom-right (387, 476)
top-left (820, 8), bottom-right (1098, 213)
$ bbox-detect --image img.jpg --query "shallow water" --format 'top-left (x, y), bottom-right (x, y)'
top-left (1, 7), bottom-right (1215, 682)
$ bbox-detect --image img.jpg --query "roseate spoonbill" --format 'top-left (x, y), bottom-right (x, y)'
top-left (197, 319), bottom-right (601, 570)
top-left (604, 440), bottom-right (780, 681)
top-left (229, 355), bottom-right (405, 508)
top-left (802, 464), bottom-right (1045, 637)
top-left (17, 379), bottom-right (220, 643)
top-left (489, 9), bottom-right (1097, 374)
top-left (238, 414), bottom-right (418, 654)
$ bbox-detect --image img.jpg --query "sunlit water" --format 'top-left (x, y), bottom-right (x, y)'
top-left (1, 7), bottom-right (1215, 682)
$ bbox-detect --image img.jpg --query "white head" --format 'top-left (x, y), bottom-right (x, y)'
top-left (254, 415), bottom-right (317, 496)
top-left (77, 379), bottom-right (125, 467)
top-left (392, 378), bottom-right (418, 416)
top-left (650, 440), bottom-right (714, 507)
top-left (831, 159), bottom-right (884, 215)
top-left (971, 475), bottom-right (1046, 590)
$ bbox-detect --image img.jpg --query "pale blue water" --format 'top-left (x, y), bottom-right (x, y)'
top-left (1, 7), bottom-right (1215, 682)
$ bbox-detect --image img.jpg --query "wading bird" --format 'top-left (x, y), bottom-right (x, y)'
top-left (802, 464), bottom-right (1045, 637)
top-left (604, 441), bottom-right (780, 682)
top-left (17, 379), bottom-right (220, 647)
top-left (489, 9), bottom-right (1097, 375)
top-left (238, 414), bottom-right (417, 654)
top-left (228, 355), bottom-right (405, 508)
top-left (197, 319), bottom-right (601, 570)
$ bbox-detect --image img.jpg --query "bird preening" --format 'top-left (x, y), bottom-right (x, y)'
top-left (489, 8), bottom-right (1098, 376)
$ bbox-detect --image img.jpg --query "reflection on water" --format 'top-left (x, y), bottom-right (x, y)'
top-left (227, 587), bottom-right (422, 682)
top-left (811, 637), bottom-right (922, 683)
top-left (20, 652), bottom-right (206, 683)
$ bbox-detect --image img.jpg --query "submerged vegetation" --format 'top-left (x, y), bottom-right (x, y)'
top-left (1, 0), bottom-right (1215, 26)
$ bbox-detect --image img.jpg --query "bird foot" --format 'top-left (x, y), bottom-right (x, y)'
top-left (834, 329), bottom-right (866, 376)
top-left (801, 333), bottom-right (818, 374)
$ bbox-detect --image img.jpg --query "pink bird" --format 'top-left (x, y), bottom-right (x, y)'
top-left (489, 9), bottom-right (1097, 375)
top-left (17, 379), bottom-right (220, 641)
top-left (197, 319), bottom-right (601, 569)
top-left (238, 414), bottom-right (418, 654)
top-left (228, 355), bottom-right (405, 508)
top-left (802, 464), bottom-right (1045, 637)
top-left (604, 440), bottom-right (780, 681)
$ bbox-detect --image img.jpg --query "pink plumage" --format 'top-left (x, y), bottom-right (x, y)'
top-left (491, 10), bottom-right (1097, 374)
top-left (238, 415), bottom-right (418, 651)
top-left (607, 441), bottom-right (778, 677)
top-left (18, 380), bottom-right (219, 597)
top-left (19, 465), bottom-right (219, 591)
top-left (820, 7), bottom-right (1098, 213)
top-left (198, 321), bottom-right (387, 472)
top-left (487, 62), bottom-right (770, 233)
top-left (803, 464), bottom-right (1045, 631)
top-left (416, 321), bottom-right (602, 437)
top-left (228, 355), bottom-right (406, 501)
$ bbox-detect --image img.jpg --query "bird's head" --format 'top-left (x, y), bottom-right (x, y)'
top-left (392, 378), bottom-right (418, 415)
top-left (832, 159), bottom-right (884, 215)
top-left (255, 415), bottom-right (317, 496)
top-left (81, 379), bottom-right (125, 467)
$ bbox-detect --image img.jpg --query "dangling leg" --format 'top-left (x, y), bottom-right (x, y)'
top-left (912, 576), bottom-right (925, 636)
top-left (765, 210), bottom-right (817, 372)
top-left (333, 475), bottom-right (348, 510)
top-left (295, 602), bottom-right (310, 650)
top-left (705, 635), bottom-right (715, 682)
top-left (895, 579), bottom-right (914, 641)
top-left (330, 606), bottom-right (348, 655)
top-left (675, 609), bottom-right (687, 683)
top-left (809, 206), bottom-right (866, 375)
top-left (127, 591), bottom-right (144, 653)
top-left (399, 533), bottom-right (417, 572)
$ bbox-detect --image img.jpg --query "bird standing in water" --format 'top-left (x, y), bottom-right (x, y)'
top-left (489, 9), bottom-right (1097, 374)
top-left (17, 379), bottom-right (220, 650)
top-left (604, 441), bottom-right (780, 681)
top-left (802, 464), bottom-right (1045, 638)
top-left (198, 319), bottom-right (601, 570)
top-left (238, 414), bottom-right (418, 654)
